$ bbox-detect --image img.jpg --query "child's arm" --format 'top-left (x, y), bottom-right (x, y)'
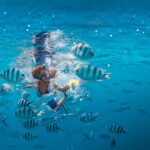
top-left (53, 79), bottom-right (79, 92)
top-left (53, 83), bottom-right (70, 93)
top-left (23, 84), bottom-right (34, 88)
top-left (23, 81), bottom-right (38, 89)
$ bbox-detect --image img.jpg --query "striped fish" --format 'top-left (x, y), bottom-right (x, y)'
top-left (72, 42), bottom-right (94, 59)
top-left (76, 65), bottom-right (110, 81)
top-left (21, 91), bottom-right (31, 99)
top-left (41, 117), bottom-right (58, 127)
top-left (22, 132), bottom-right (38, 140)
top-left (0, 83), bottom-right (12, 96)
top-left (18, 98), bottom-right (33, 108)
top-left (112, 105), bottom-right (130, 112)
top-left (46, 123), bottom-right (63, 133)
top-left (15, 107), bottom-right (39, 119)
top-left (22, 119), bottom-right (40, 129)
top-left (80, 112), bottom-right (99, 123)
top-left (0, 68), bottom-right (25, 83)
top-left (109, 123), bottom-right (126, 134)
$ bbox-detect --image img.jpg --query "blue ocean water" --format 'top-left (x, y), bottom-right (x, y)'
top-left (0, 0), bottom-right (150, 150)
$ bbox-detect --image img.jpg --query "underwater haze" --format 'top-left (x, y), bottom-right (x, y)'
top-left (0, 0), bottom-right (150, 150)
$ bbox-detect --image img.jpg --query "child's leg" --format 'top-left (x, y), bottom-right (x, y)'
top-left (57, 94), bottom-right (67, 107)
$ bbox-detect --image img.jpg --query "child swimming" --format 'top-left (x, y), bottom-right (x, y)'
top-left (24, 64), bottom-right (77, 111)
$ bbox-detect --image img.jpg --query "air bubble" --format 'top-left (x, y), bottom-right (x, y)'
top-left (52, 15), bottom-right (55, 19)
top-left (3, 11), bottom-right (7, 15)
top-left (119, 29), bottom-right (122, 33)
top-left (95, 29), bottom-right (98, 33)
top-left (107, 64), bottom-right (111, 67)
top-left (109, 34), bottom-right (113, 37)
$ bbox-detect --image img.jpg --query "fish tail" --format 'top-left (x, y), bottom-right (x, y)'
top-left (123, 130), bottom-right (126, 134)
top-left (23, 78), bottom-right (30, 83)
top-left (103, 73), bottom-right (110, 79)
top-left (27, 100), bottom-right (35, 106)
top-left (60, 127), bottom-right (64, 131)
top-left (37, 110), bottom-right (44, 116)
top-left (2, 117), bottom-right (9, 128)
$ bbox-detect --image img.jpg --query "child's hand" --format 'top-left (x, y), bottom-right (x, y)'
top-left (68, 79), bottom-right (80, 88)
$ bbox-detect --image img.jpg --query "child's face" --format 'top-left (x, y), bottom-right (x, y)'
top-left (35, 67), bottom-right (49, 80)
top-left (33, 66), bottom-right (57, 80)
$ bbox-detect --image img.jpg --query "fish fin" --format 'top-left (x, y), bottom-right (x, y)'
top-left (123, 130), bottom-right (126, 134)
top-left (103, 73), bottom-right (111, 79)
top-left (37, 110), bottom-right (44, 116)
top-left (27, 100), bottom-right (35, 106)
top-left (1, 117), bottom-right (9, 128)
top-left (60, 127), bottom-right (64, 131)
top-left (96, 112), bottom-right (99, 117)
top-left (22, 78), bottom-right (30, 83)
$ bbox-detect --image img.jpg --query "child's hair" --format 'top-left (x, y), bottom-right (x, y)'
top-left (32, 65), bottom-right (46, 79)
top-left (32, 65), bottom-right (57, 79)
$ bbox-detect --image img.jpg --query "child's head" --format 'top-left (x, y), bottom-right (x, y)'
top-left (32, 65), bottom-right (46, 80)
top-left (32, 65), bottom-right (57, 80)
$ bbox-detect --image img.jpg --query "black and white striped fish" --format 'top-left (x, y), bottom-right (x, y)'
top-left (18, 98), bottom-right (34, 108)
top-left (109, 123), bottom-right (126, 134)
top-left (80, 112), bottom-right (99, 123)
top-left (0, 83), bottom-right (12, 96)
top-left (22, 132), bottom-right (38, 140)
top-left (0, 68), bottom-right (25, 83)
top-left (72, 42), bottom-right (94, 59)
top-left (41, 117), bottom-right (59, 127)
top-left (15, 107), bottom-right (42, 119)
top-left (76, 64), bottom-right (110, 81)
top-left (22, 119), bottom-right (40, 129)
top-left (46, 123), bottom-right (63, 133)
top-left (21, 91), bottom-right (31, 99)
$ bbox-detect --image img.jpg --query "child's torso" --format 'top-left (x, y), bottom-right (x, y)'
top-left (37, 80), bottom-right (55, 96)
